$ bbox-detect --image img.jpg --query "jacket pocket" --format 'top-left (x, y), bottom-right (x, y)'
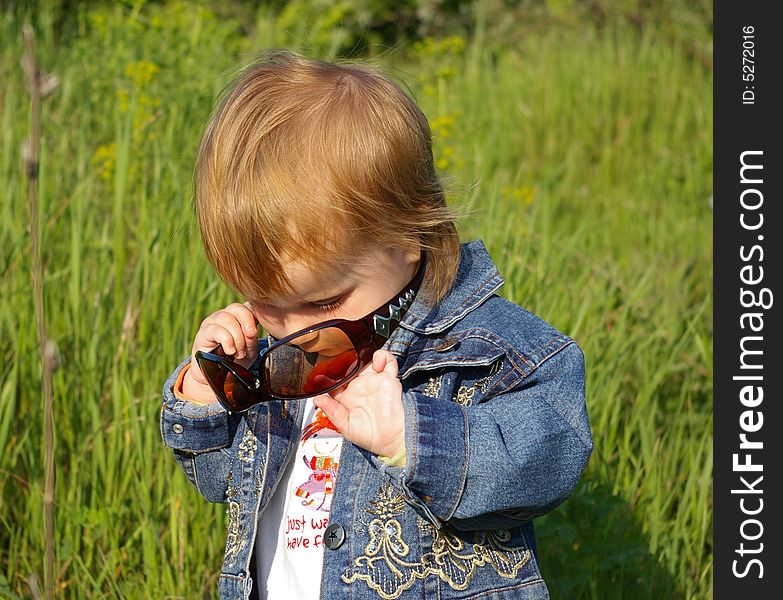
top-left (403, 352), bottom-right (506, 407)
top-left (416, 521), bottom-right (544, 598)
top-left (172, 446), bottom-right (233, 503)
top-left (398, 334), bottom-right (505, 379)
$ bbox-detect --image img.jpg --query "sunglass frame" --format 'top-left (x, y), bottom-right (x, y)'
top-left (194, 256), bottom-right (424, 412)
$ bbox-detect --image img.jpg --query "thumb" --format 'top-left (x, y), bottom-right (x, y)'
top-left (372, 349), bottom-right (398, 376)
top-left (188, 356), bottom-right (209, 386)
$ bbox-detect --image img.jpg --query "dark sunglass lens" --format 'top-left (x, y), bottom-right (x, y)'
top-left (197, 358), bottom-right (226, 389)
top-left (197, 355), bottom-right (259, 412)
top-left (221, 371), bottom-right (256, 412)
top-left (266, 327), bottom-right (360, 398)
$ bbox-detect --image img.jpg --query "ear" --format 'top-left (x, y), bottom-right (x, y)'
top-left (402, 245), bottom-right (422, 266)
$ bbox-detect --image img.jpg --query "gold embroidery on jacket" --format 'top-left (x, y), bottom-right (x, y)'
top-left (224, 498), bottom-right (246, 567)
top-left (366, 483), bottom-right (407, 518)
top-left (342, 484), bottom-right (531, 599)
top-left (422, 375), bottom-right (442, 398)
top-left (453, 385), bottom-right (475, 405)
top-left (237, 428), bottom-right (257, 463)
top-left (452, 359), bottom-right (503, 406)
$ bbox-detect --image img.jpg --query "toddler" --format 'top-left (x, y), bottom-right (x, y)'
top-left (161, 49), bottom-right (592, 600)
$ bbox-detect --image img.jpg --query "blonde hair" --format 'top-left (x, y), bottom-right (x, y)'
top-left (194, 49), bottom-right (460, 304)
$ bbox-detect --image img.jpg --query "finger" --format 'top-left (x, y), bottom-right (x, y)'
top-left (208, 310), bottom-right (252, 358)
top-left (372, 349), bottom-right (398, 377)
top-left (312, 393), bottom-right (350, 433)
top-left (195, 322), bottom-right (242, 357)
top-left (239, 302), bottom-right (260, 354)
top-left (224, 302), bottom-right (259, 338)
top-left (223, 302), bottom-right (258, 355)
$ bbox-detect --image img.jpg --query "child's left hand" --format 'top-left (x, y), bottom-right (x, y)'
top-left (312, 349), bottom-right (405, 459)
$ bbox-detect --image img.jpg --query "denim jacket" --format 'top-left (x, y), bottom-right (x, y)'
top-left (160, 239), bottom-right (592, 600)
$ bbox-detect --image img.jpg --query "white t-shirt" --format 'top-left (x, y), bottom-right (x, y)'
top-left (255, 398), bottom-right (343, 599)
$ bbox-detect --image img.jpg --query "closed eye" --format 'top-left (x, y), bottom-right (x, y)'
top-left (313, 298), bottom-right (343, 313)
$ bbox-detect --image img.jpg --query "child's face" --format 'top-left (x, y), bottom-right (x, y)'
top-left (248, 246), bottom-right (421, 344)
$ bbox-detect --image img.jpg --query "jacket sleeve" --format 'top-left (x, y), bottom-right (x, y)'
top-left (159, 355), bottom-right (245, 503)
top-left (382, 341), bottom-right (592, 530)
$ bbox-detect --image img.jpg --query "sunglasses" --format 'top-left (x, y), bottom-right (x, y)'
top-left (194, 255), bottom-right (425, 413)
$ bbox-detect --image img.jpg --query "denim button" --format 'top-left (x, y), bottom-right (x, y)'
top-left (324, 523), bottom-right (345, 550)
top-left (172, 424), bottom-right (184, 434)
top-left (435, 337), bottom-right (460, 352)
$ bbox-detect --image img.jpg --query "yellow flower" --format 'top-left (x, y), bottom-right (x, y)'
top-left (139, 93), bottom-right (160, 108)
top-left (504, 185), bottom-right (538, 206)
top-left (430, 115), bottom-right (456, 140)
top-left (91, 142), bottom-right (116, 181)
top-left (446, 36), bottom-right (465, 54)
top-left (521, 186), bottom-right (537, 206)
top-left (124, 60), bottom-right (160, 88)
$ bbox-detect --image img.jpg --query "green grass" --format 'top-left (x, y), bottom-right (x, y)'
top-left (1, 2), bottom-right (711, 598)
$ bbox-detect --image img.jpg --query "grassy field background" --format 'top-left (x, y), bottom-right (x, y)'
top-left (1, 1), bottom-right (712, 597)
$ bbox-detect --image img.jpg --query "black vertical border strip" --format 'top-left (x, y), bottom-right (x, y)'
top-left (715, 1), bottom-right (781, 597)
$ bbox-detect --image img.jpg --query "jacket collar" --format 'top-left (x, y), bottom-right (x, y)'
top-left (396, 239), bottom-right (505, 335)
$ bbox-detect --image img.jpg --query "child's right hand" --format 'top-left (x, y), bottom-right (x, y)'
top-left (182, 302), bottom-right (259, 402)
